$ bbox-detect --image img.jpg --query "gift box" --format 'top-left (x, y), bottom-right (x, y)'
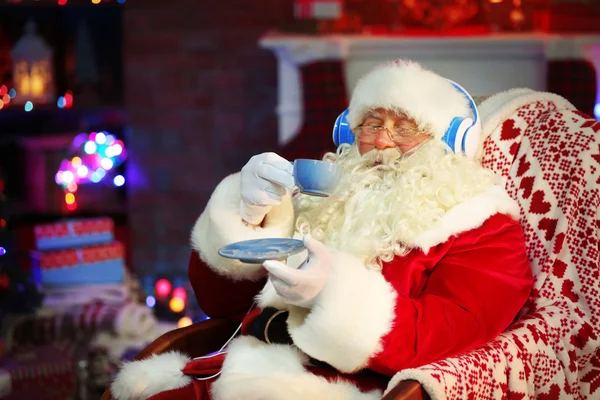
top-left (0, 345), bottom-right (76, 400)
top-left (34, 218), bottom-right (114, 251)
top-left (32, 241), bottom-right (125, 287)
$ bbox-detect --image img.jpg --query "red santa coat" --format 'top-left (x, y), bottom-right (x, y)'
top-left (183, 172), bottom-right (533, 399)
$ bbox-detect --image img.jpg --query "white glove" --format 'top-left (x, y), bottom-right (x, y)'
top-left (240, 152), bottom-right (295, 225)
top-left (263, 234), bottom-right (333, 309)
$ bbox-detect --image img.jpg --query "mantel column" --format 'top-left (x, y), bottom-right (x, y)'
top-left (260, 37), bottom-right (346, 146)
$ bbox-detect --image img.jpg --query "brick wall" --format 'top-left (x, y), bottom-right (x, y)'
top-left (124, 1), bottom-right (292, 277)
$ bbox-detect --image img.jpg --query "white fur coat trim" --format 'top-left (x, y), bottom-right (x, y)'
top-left (286, 251), bottom-right (397, 374)
top-left (211, 336), bottom-right (382, 400)
top-left (412, 185), bottom-right (520, 254)
top-left (347, 61), bottom-right (472, 140)
top-left (111, 351), bottom-right (191, 400)
top-left (190, 172), bottom-right (295, 281)
top-left (385, 368), bottom-right (446, 400)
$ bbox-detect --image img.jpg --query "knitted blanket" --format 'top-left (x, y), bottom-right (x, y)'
top-left (387, 89), bottom-right (600, 399)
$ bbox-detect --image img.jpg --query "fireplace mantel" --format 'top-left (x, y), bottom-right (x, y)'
top-left (259, 33), bottom-right (600, 145)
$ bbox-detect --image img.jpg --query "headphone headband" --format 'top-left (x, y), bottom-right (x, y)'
top-left (333, 80), bottom-right (480, 157)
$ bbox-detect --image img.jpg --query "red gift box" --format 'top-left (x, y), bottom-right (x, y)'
top-left (34, 218), bottom-right (114, 250)
top-left (31, 242), bottom-right (125, 287)
top-left (0, 346), bottom-right (76, 400)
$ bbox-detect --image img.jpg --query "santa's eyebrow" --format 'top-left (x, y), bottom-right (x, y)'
top-left (364, 111), bottom-right (383, 120)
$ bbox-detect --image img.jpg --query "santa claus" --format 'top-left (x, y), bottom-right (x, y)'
top-left (112, 60), bottom-right (533, 400)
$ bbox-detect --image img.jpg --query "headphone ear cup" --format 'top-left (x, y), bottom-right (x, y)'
top-left (443, 117), bottom-right (464, 153)
top-left (333, 109), bottom-right (355, 146)
top-left (462, 120), bottom-right (481, 159)
top-left (333, 113), bottom-right (343, 146)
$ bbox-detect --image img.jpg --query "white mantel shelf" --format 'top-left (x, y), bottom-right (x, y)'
top-left (260, 33), bottom-right (600, 145)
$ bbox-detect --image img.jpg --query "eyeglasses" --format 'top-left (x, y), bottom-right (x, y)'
top-left (356, 125), bottom-right (425, 144)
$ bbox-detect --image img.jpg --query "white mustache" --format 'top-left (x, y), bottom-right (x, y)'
top-left (363, 148), bottom-right (402, 166)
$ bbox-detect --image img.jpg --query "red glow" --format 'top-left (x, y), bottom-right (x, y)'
top-left (172, 287), bottom-right (187, 302)
top-left (155, 279), bottom-right (172, 297)
top-left (58, 0), bottom-right (67, 5)
top-left (64, 92), bottom-right (74, 108)
top-left (2, 94), bottom-right (9, 104)
top-left (66, 202), bottom-right (77, 211)
top-left (0, 85), bottom-right (6, 96)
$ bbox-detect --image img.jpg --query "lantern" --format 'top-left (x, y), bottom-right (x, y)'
top-left (10, 20), bottom-right (54, 105)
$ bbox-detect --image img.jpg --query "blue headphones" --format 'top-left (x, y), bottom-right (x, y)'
top-left (332, 80), bottom-right (481, 158)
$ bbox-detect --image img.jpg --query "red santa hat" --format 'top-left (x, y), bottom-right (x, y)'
top-left (347, 60), bottom-right (473, 142)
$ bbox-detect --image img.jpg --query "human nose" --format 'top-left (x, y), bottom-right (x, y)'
top-left (373, 128), bottom-right (396, 149)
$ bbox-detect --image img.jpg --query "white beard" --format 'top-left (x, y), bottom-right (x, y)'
top-left (294, 141), bottom-right (499, 270)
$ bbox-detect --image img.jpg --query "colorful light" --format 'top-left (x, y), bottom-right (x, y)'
top-left (8, 89), bottom-right (16, 98)
top-left (0, 247), bottom-right (6, 256)
top-left (84, 141), bottom-right (97, 154)
top-left (90, 172), bottom-right (101, 183)
top-left (63, 92), bottom-right (73, 108)
top-left (177, 316), bottom-right (193, 328)
top-left (595, 103), bottom-right (600, 120)
top-left (100, 158), bottom-right (113, 170)
top-left (67, 182), bottom-right (78, 193)
top-left (105, 144), bottom-right (123, 157)
top-left (77, 165), bottom-right (88, 177)
top-left (113, 175), bottom-right (125, 187)
top-left (155, 279), bottom-right (172, 297)
top-left (169, 297), bottom-right (185, 313)
top-left (0, 85), bottom-right (6, 96)
top-left (65, 193), bottom-right (75, 205)
top-left (66, 202), bottom-right (77, 211)
top-left (146, 295), bottom-right (156, 308)
top-left (24, 101), bottom-right (33, 112)
top-left (55, 131), bottom-right (128, 208)
top-left (95, 132), bottom-right (107, 144)
top-left (172, 287), bottom-right (187, 302)
top-left (57, 96), bottom-right (66, 108)
top-left (0, 219), bottom-right (6, 229)
top-left (58, 0), bottom-right (67, 5)
top-left (62, 170), bottom-right (74, 184)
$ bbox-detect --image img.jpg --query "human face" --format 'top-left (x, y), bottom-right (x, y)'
top-left (355, 109), bottom-right (431, 156)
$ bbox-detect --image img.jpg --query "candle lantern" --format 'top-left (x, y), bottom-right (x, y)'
top-left (11, 20), bottom-right (54, 105)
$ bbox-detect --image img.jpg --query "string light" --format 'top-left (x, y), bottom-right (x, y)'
top-left (155, 279), bottom-right (172, 297)
top-left (0, 247), bottom-right (6, 256)
top-left (169, 297), bottom-right (185, 313)
top-left (177, 317), bottom-right (193, 328)
top-left (172, 287), bottom-right (187, 302)
top-left (65, 193), bottom-right (75, 205)
top-left (55, 131), bottom-right (128, 211)
top-left (146, 295), bottom-right (156, 308)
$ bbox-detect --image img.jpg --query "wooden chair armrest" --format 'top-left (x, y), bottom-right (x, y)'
top-left (102, 318), bottom-right (240, 400)
top-left (132, 318), bottom-right (240, 361)
top-left (381, 379), bottom-right (431, 400)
